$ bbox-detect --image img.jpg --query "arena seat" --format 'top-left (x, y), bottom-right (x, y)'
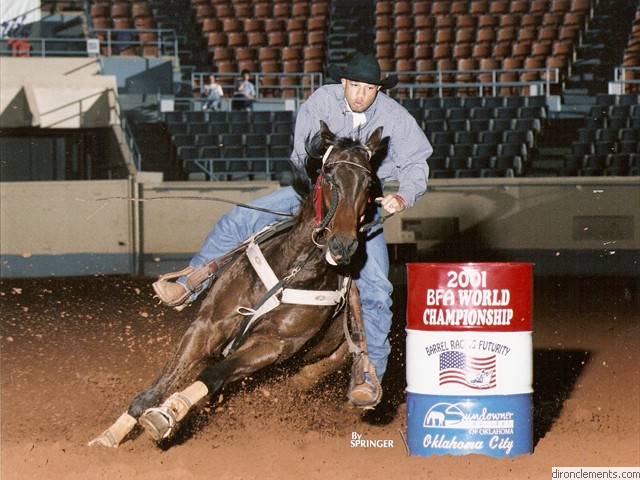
top-left (471, 106), bottom-right (494, 120)
top-left (470, 0), bottom-right (489, 15)
top-left (490, 0), bottom-right (509, 16)
top-left (494, 155), bottom-right (523, 176)
top-left (529, 0), bottom-right (549, 15)
top-left (510, 0), bottom-right (529, 15)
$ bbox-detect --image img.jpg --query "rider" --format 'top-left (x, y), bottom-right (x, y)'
top-left (153, 53), bottom-right (433, 406)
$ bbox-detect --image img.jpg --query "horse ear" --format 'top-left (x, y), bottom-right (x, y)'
top-left (319, 120), bottom-right (335, 146)
top-left (367, 128), bottom-right (390, 172)
top-left (365, 126), bottom-right (384, 152)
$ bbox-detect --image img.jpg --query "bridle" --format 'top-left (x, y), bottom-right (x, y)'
top-left (311, 144), bottom-right (373, 248)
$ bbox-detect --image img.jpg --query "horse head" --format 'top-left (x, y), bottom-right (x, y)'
top-left (305, 121), bottom-right (385, 266)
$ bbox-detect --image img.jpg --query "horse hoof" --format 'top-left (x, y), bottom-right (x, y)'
top-left (87, 433), bottom-right (118, 448)
top-left (139, 407), bottom-right (175, 441)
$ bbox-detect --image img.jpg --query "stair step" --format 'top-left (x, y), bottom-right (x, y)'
top-left (563, 94), bottom-right (595, 104)
top-left (532, 158), bottom-right (567, 169)
top-left (526, 169), bottom-right (562, 177)
top-left (537, 147), bottom-right (572, 156)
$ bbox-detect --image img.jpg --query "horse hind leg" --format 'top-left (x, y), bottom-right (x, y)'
top-left (138, 334), bottom-right (284, 442)
top-left (290, 312), bottom-right (349, 391)
top-left (290, 341), bottom-right (350, 391)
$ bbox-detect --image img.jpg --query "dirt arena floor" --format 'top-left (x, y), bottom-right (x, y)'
top-left (1, 273), bottom-right (638, 480)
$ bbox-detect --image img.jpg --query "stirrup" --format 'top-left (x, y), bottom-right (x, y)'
top-left (152, 267), bottom-right (194, 307)
top-left (153, 260), bottom-right (220, 308)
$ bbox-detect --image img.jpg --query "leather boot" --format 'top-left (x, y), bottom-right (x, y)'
top-left (349, 380), bottom-right (379, 407)
top-left (347, 353), bottom-right (382, 408)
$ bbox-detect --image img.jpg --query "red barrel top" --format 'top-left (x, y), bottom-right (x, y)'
top-left (407, 263), bottom-right (533, 332)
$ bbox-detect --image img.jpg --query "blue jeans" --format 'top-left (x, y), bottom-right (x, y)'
top-left (203, 97), bottom-right (220, 111)
top-left (185, 186), bottom-right (393, 380)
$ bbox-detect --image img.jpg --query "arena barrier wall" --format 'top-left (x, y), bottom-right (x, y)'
top-left (0, 179), bottom-right (134, 277)
top-left (0, 177), bottom-right (638, 277)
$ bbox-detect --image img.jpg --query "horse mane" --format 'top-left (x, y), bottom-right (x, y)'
top-left (291, 128), bottom-right (389, 199)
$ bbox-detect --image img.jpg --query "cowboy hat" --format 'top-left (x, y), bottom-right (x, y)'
top-left (328, 53), bottom-right (398, 89)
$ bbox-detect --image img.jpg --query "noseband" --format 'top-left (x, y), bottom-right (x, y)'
top-left (312, 144), bottom-right (372, 247)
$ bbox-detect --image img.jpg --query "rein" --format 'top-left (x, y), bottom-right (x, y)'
top-left (359, 212), bottom-right (395, 233)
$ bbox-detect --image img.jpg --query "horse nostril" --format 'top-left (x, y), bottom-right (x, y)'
top-left (348, 238), bottom-right (358, 256)
top-left (328, 236), bottom-right (358, 265)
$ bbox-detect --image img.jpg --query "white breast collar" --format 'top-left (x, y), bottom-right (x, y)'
top-left (222, 237), bottom-right (348, 356)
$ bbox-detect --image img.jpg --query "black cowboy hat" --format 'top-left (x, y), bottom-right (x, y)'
top-left (328, 53), bottom-right (398, 89)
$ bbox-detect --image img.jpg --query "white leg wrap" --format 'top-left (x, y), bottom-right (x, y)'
top-left (163, 381), bottom-right (209, 422)
top-left (140, 382), bottom-right (209, 441)
top-left (88, 412), bottom-right (137, 448)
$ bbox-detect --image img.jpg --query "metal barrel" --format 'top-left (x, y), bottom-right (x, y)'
top-left (406, 263), bottom-right (533, 458)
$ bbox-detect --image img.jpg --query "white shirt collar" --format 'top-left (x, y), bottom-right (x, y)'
top-left (344, 102), bottom-right (367, 128)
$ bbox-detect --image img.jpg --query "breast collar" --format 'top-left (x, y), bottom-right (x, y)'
top-left (220, 232), bottom-right (348, 357)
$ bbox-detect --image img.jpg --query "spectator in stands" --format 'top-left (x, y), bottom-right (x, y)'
top-left (152, 53), bottom-right (433, 407)
top-left (232, 69), bottom-right (256, 111)
top-left (203, 74), bottom-right (224, 111)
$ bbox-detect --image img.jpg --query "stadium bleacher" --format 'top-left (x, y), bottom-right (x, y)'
top-left (162, 110), bottom-right (294, 181)
top-left (567, 95), bottom-right (640, 175)
top-left (3, 0), bottom-right (639, 182)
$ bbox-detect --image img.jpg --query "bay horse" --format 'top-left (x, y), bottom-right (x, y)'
top-left (89, 121), bottom-right (386, 448)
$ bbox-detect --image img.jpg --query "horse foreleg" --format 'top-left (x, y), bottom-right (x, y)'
top-left (289, 307), bottom-right (348, 391)
top-left (139, 334), bottom-right (284, 441)
top-left (87, 411), bottom-right (138, 448)
top-left (137, 380), bottom-right (209, 441)
top-left (127, 319), bottom-right (224, 418)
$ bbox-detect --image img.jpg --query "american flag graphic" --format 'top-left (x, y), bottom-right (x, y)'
top-left (439, 351), bottom-right (497, 389)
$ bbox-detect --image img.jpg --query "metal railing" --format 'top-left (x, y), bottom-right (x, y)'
top-left (1, 36), bottom-right (92, 57)
top-left (393, 67), bottom-right (561, 98)
top-left (614, 66), bottom-right (640, 88)
top-left (185, 157), bottom-right (291, 181)
top-left (189, 71), bottom-right (324, 103)
top-left (92, 28), bottom-right (179, 58)
top-left (0, 29), bottom-right (179, 59)
top-left (181, 68), bottom-right (561, 107)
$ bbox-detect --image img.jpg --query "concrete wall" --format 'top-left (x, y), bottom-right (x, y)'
top-left (139, 177), bottom-right (639, 276)
top-left (1, 177), bottom-right (638, 278)
top-left (101, 57), bottom-right (174, 95)
top-left (382, 177), bottom-right (640, 275)
top-left (0, 180), bottom-right (134, 276)
top-left (0, 57), bottom-right (118, 129)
